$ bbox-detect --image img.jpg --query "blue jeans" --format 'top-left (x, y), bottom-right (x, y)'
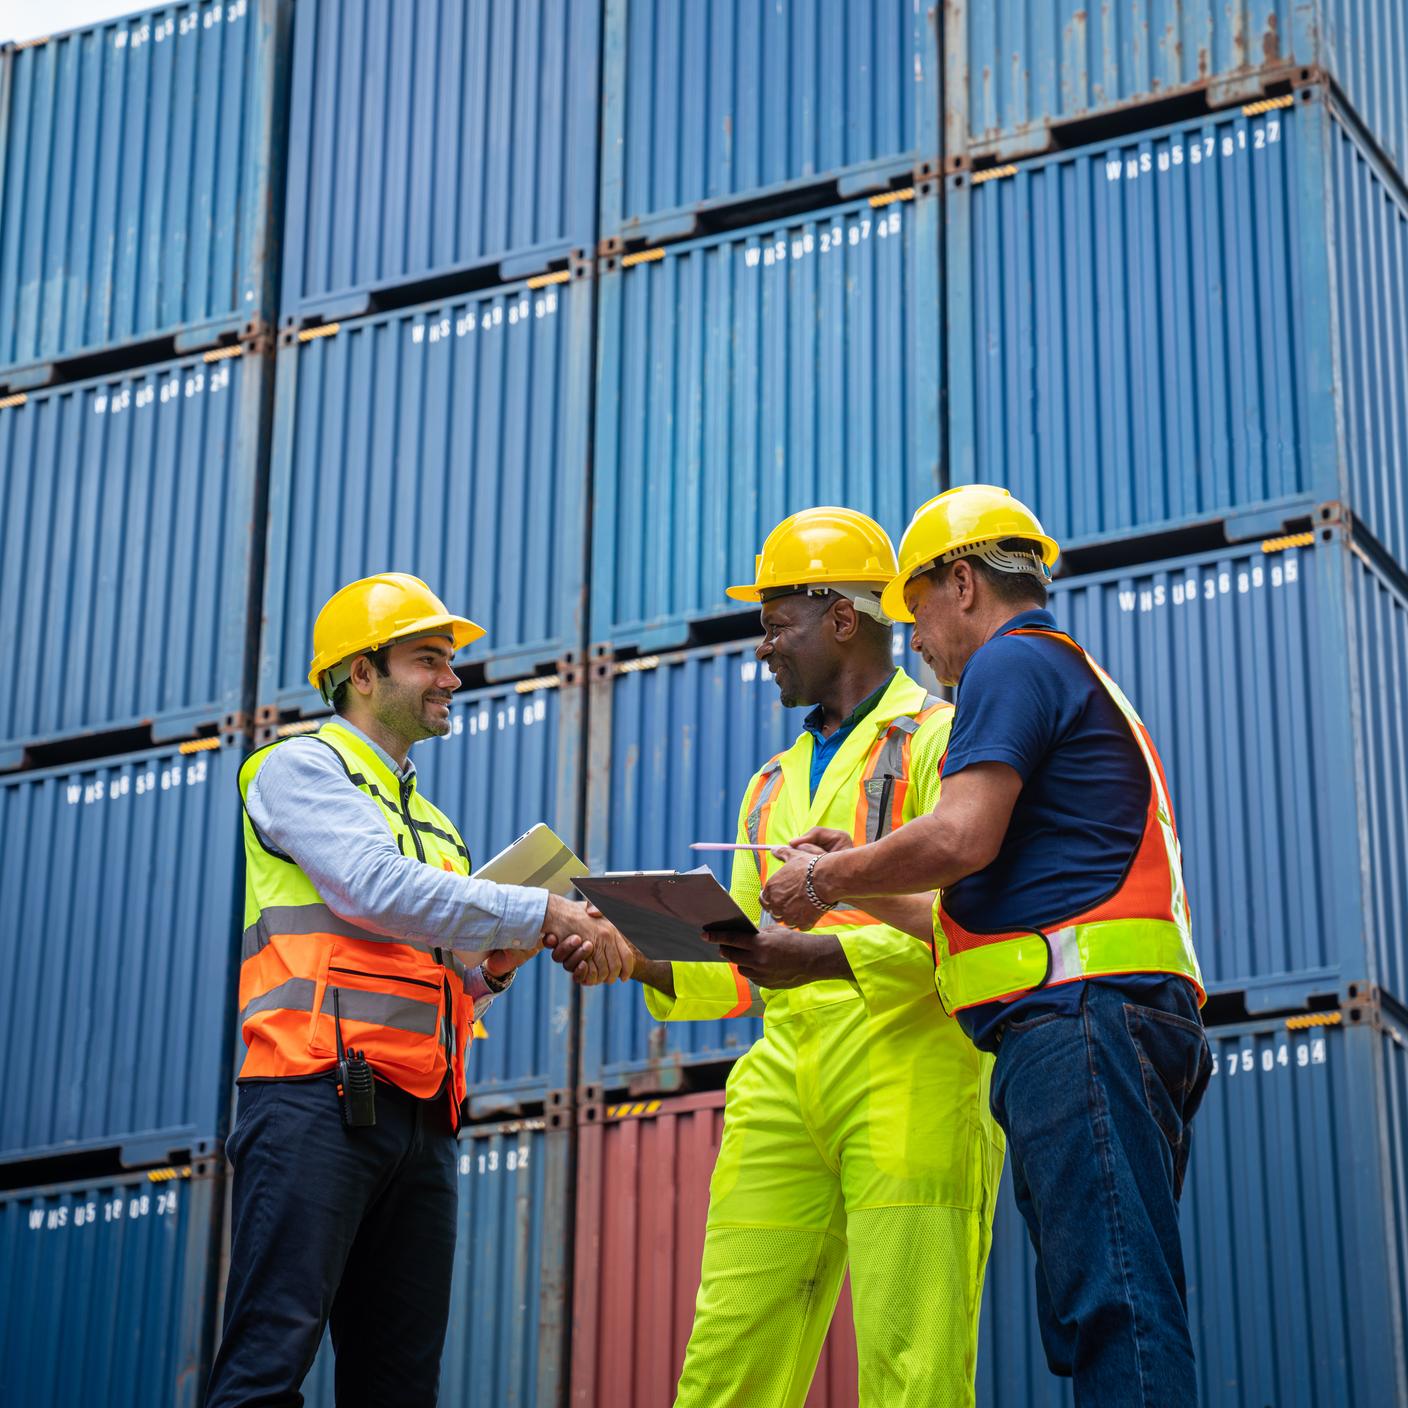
top-left (205, 1074), bottom-right (458, 1408)
top-left (989, 978), bottom-right (1212, 1407)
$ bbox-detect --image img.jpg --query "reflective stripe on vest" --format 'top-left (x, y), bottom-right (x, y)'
top-left (933, 631), bottom-right (1204, 1013)
top-left (236, 722), bottom-right (475, 1110)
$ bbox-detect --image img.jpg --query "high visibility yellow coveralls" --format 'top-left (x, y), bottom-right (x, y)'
top-left (644, 670), bottom-right (1005, 1407)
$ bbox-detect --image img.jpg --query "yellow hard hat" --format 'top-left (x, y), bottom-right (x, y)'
top-left (307, 573), bottom-right (485, 696)
top-left (725, 506), bottom-right (898, 603)
top-left (881, 486), bottom-right (1060, 622)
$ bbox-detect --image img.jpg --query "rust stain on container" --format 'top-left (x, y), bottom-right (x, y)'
top-left (1263, 12), bottom-right (1281, 62)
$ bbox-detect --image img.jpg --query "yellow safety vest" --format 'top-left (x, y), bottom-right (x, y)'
top-left (237, 720), bottom-right (476, 1116)
top-left (721, 672), bottom-right (951, 1020)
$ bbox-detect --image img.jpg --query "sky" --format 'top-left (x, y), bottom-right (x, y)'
top-left (1, 0), bottom-right (138, 44)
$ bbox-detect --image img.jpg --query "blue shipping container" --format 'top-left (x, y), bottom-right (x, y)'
top-left (592, 191), bottom-right (941, 652)
top-left (298, 1119), bottom-right (570, 1407)
top-left (280, 0), bottom-right (599, 325)
top-left (947, 85), bottom-right (1408, 565)
top-left (580, 634), bottom-right (936, 1091)
top-left (0, 0), bottom-right (290, 389)
top-left (600, 0), bottom-right (939, 243)
top-left (0, 1164), bottom-right (221, 1408)
top-left (0, 739), bottom-right (241, 1167)
top-left (946, 0), bottom-right (1408, 178)
top-left (1047, 523), bottom-right (1408, 1008)
top-left (976, 1004), bottom-right (1408, 1407)
top-left (0, 344), bottom-right (270, 766)
top-left (259, 271), bottom-right (591, 709)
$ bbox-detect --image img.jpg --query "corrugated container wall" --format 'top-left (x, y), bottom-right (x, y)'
top-left (280, 0), bottom-right (599, 325)
top-left (976, 1007), bottom-right (1408, 1407)
top-left (572, 1094), bottom-right (858, 1406)
top-left (592, 191), bottom-right (940, 652)
top-left (580, 635), bottom-right (934, 1091)
top-left (0, 1164), bottom-right (221, 1408)
top-left (299, 1119), bottom-right (571, 1407)
top-left (1047, 525), bottom-right (1408, 1007)
top-left (0, 740), bottom-right (241, 1168)
top-left (947, 86), bottom-right (1408, 565)
top-left (0, 0), bottom-right (290, 389)
top-left (259, 272), bottom-right (591, 710)
top-left (600, 0), bottom-right (939, 243)
top-left (0, 345), bottom-right (270, 766)
top-left (946, 0), bottom-right (1408, 178)
top-left (383, 674), bottom-right (581, 1111)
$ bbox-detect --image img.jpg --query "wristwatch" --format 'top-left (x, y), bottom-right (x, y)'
top-left (480, 964), bottom-right (516, 995)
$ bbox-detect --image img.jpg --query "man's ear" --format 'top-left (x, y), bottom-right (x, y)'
top-left (348, 654), bottom-right (376, 698)
top-left (949, 561), bottom-right (977, 610)
top-left (830, 598), bottom-right (860, 643)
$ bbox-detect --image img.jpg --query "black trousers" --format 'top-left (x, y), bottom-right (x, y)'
top-left (205, 1074), bottom-right (458, 1408)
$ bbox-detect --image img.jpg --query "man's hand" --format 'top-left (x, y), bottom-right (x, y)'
top-left (789, 827), bottom-right (854, 854)
top-left (482, 941), bottom-right (543, 979)
top-left (705, 924), bottom-right (851, 988)
top-left (546, 922), bottom-right (639, 986)
top-left (540, 896), bottom-right (627, 985)
top-left (761, 854), bottom-right (831, 930)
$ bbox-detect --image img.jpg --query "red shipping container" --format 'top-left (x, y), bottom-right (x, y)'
top-left (572, 1090), bottom-right (859, 1407)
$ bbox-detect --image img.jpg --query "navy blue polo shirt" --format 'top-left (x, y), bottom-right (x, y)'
top-left (940, 609), bottom-right (1171, 1049)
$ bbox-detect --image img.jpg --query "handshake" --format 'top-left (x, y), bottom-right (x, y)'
top-left (540, 895), bottom-right (638, 986)
top-left (480, 828), bottom-right (860, 992)
top-left (479, 894), bottom-right (640, 989)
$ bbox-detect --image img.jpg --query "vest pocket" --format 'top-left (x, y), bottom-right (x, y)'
top-left (306, 942), bottom-right (446, 1077)
top-left (863, 774), bottom-right (910, 843)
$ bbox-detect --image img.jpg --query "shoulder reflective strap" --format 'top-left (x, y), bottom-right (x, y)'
top-left (853, 696), bottom-right (946, 843)
top-left (743, 757), bottom-right (786, 879)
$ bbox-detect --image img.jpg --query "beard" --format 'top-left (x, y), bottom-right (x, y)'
top-left (379, 683), bottom-right (452, 740)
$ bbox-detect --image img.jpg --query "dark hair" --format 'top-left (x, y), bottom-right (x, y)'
top-left (924, 539), bottom-right (1049, 609)
top-left (332, 646), bottom-right (392, 715)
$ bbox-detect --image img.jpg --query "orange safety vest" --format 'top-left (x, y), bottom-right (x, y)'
top-left (236, 721), bottom-right (476, 1118)
top-left (933, 628), bottom-right (1205, 1014)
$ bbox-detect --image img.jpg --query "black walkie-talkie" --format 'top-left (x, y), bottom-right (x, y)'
top-left (333, 989), bottom-right (376, 1128)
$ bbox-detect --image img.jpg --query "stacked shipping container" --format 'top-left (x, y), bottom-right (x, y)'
top-left (0, 1), bottom-right (288, 1398)
top-left (4, 0), bottom-right (1408, 1401)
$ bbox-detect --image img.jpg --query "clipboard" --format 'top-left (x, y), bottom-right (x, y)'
top-left (472, 823), bottom-right (587, 896)
top-left (574, 868), bottom-right (755, 965)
